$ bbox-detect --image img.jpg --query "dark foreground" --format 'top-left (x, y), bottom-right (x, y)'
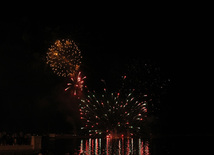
top-left (0, 134), bottom-right (213, 154)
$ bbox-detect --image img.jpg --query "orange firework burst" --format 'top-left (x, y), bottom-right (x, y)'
top-left (46, 39), bottom-right (82, 77)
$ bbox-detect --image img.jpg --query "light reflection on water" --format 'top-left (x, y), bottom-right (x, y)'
top-left (41, 135), bottom-right (214, 154)
top-left (78, 137), bottom-right (150, 155)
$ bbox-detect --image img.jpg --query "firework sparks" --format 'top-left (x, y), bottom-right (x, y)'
top-left (44, 39), bottom-right (166, 138)
top-left (46, 39), bottom-right (82, 77)
top-left (79, 84), bottom-right (148, 137)
top-left (65, 71), bottom-right (86, 96)
top-left (123, 59), bottom-right (170, 115)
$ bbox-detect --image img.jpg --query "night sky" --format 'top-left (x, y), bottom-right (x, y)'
top-left (0, 13), bottom-right (211, 135)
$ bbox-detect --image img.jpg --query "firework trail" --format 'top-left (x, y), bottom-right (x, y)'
top-left (79, 79), bottom-right (148, 137)
top-left (46, 39), bottom-right (82, 77)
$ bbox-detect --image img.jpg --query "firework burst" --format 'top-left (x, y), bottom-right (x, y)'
top-left (65, 71), bottom-right (86, 96)
top-left (123, 59), bottom-right (171, 119)
top-left (79, 81), bottom-right (148, 137)
top-left (46, 39), bottom-right (82, 77)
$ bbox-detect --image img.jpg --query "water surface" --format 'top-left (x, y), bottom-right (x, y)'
top-left (40, 135), bottom-right (213, 155)
top-left (42, 137), bottom-right (150, 155)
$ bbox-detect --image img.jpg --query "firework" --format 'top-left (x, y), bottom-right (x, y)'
top-left (123, 59), bottom-right (170, 115)
top-left (65, 71), bottom-right (86, 96)
top-left (79, 83), bottom-right (148, 137)
top-left (46, 39), bottom-right (82, 77)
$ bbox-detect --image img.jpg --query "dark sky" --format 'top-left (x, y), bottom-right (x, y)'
top-left (0, 13), bottom-right (211, 135)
